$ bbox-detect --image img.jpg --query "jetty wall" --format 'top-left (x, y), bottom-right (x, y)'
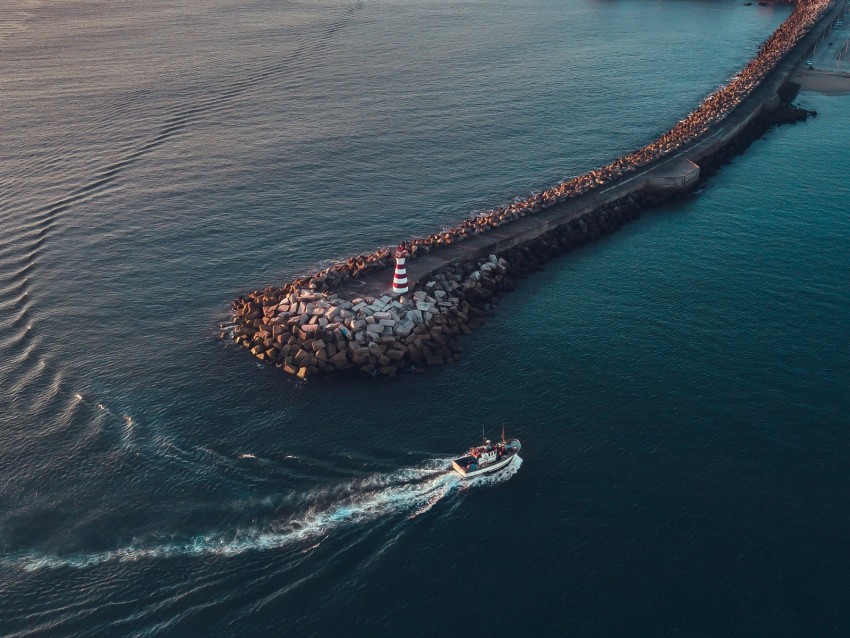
top-left (227, 0), bottom-right (843, 379)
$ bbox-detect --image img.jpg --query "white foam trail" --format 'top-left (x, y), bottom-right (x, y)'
top-left (9, 457), bottom-right (522, 571)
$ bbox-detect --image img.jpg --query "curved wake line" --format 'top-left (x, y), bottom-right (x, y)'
top-left (5, 457), bottom-right (522, 572)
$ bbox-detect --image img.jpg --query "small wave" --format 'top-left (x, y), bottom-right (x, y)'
top-left (8, 456), bottom-right (522, 571)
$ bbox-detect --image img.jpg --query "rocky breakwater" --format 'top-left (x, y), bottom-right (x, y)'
top-left (229, 258), bottom-right (508, 379)
top-left (227, 0), bottom-right (834, 379)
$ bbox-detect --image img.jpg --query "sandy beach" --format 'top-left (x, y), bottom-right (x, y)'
top-left (791, 68), bottom-right (850, 93)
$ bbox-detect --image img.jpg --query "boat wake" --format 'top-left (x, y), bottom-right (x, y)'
top-left (7, 456), bottom-right (522, 572)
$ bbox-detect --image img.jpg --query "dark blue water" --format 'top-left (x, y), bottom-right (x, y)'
top-left (2, 0), bottom-right (849, 635)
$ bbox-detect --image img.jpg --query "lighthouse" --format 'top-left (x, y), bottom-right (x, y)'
top-left (392, 244), bottom-right (409, 294)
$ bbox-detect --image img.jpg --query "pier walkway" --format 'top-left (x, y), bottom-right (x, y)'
top-left (344, 0), bottom-right (845, 298)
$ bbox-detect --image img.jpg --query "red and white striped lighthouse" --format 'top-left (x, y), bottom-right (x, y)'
top-left (392, 245), bottom-right (409, 294)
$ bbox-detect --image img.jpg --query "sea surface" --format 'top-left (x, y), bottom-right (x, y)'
top-left (2, 0), bottom-right (849, 635)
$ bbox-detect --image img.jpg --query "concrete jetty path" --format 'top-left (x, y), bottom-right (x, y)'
top-left (344, 0), bottom-right (846, 299)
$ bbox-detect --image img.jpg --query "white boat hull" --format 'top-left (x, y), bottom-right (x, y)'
top-left (451, 452), bottom-right (516, 479)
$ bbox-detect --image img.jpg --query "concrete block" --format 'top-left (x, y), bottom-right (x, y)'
top-left (396, 319), bottom-right (414, 337)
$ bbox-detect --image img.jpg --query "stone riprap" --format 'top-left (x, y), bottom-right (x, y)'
top-left (227, 0), bottom-right (839, 379)
top-left (229, 191), bottom-right (665, 378)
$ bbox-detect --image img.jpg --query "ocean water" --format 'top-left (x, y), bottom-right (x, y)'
top-left (2, 0), bottom-right (849, 635)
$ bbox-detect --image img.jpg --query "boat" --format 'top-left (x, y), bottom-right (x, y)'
top-left (450, 431), bottom-right (521, 479)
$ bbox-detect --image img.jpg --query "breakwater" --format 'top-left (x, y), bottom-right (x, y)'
top-left (228, 0), bottom-right (839, 379)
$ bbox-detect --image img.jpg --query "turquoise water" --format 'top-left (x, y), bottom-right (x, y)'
top-left (2, 0), bottom-right (849, 635)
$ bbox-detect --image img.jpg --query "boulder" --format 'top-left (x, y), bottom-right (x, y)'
top-left (423, 349), bottom-right (445, 366)
top-left (329, 350), bottom-right (350, 369)
top-left (386, 348), bottom-right (405, 362)
top-left (395, 319), bottom-right (414, 337)
top-left (293, 348), bottom-right (311, 366)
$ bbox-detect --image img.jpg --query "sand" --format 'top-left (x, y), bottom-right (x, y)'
top-left (791, 69), bottom-right (850, 94)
